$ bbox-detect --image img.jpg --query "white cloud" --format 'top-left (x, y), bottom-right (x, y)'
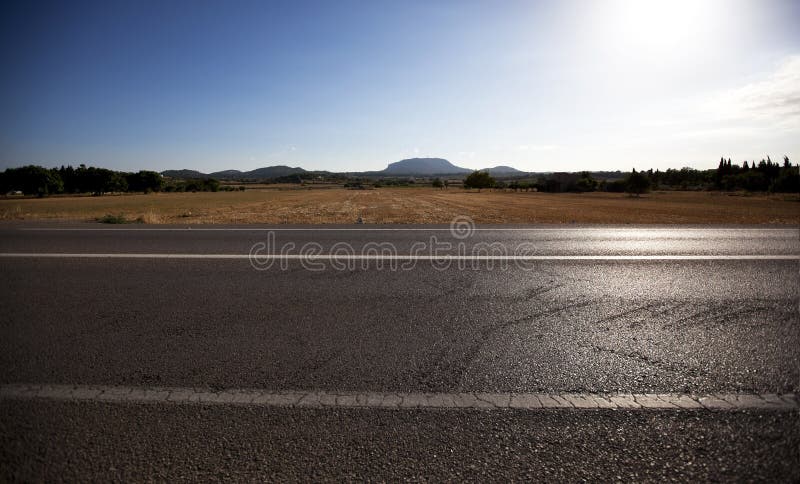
top-left (703, 56), bottom-right (800, 131)
top-left (516, 144), bottom-right (558, 152)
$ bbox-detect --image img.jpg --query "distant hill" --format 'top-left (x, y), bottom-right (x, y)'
top-left (161, 169), bottom-right (208, 179)
top-left (162, 161), bottom-right (531, 179)
top-left (240, 166), bottom-right (305, 179)
top-left (482, 165), bottom-right (525, 175)
top-left (380, 158), bottom-right (471, 175)
top-left (162, 165), bottom-right (306, 180)
top-left (209, 169), bottom-right (244, 178)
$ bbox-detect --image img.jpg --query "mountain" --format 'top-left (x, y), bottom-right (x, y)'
top-left (211, 166), bottom-right (306, 179)
top-left (162, 161), bottom-right (526, 179)
top-left (162, 166), bottom-right (306, 180)
top-left (482, 165), bottom-right (525, 175)
top-left (209, 169), bottom-right (244, 178)
top-left (161, 169), bottom-right (208, 179)
top-left (379, 158), bottom-right (471, 175)
top-left (241, 166), bottom-right (305, 179)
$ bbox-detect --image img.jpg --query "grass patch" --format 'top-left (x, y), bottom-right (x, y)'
top-left (97, 213), bottom-right (130, 224)
top-left (135, 211), bottom-right (163, 224)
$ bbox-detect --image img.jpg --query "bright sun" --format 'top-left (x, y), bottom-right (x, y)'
top-left (604, 0), bottom-right (716, 53)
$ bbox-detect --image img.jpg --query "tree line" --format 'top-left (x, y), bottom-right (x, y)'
top-left (616, 156), bottom-right (797, 193)
top-left (2, 156), bottom-right (798, 196)
top-left (459, 155), bottom-right (798, 194)
top-left (0, 164), bottom-right (225, 196)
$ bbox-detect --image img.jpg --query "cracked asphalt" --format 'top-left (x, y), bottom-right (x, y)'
top-left (1, 259), bottom-right (797, 394)
top-left (2, 402), bottom-right (798, 482)
top-left (0, 224), bottom-right (798, 480)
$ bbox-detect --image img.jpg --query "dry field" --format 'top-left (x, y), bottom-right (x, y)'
top-left (0, 188), bottom-right (797, 224)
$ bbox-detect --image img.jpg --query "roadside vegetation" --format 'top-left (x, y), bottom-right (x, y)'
top-left (96, 214), bottom-right (129, 224)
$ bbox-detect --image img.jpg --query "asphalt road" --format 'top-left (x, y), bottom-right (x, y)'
top-left (1, 224), bottom-right (798, 480)
top-left (3, 402), bottom-right (798, 482)
top-left (2, 223), bottom-right (799, 255)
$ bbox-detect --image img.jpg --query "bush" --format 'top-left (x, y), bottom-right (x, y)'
top-left (98, 214), bottom-right (129, 224)
top-left (463, 171), bottom-right (495, 191)
top-left (575, 172), bottom-right (598, 192)
top-left (182, 178), bottom-right (220, 192)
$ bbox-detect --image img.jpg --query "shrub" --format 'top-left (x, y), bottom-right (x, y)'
top-left (605, 179), bottom-right (627, 192)
top-left (98, 214), bottom-right (128, 224)
top-left (463, 171), bottom-right (495, 191)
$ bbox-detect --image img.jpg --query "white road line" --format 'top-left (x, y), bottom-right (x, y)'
top-left (1, 384), bottom-right (796, 411)
top-left (0, 253), bottom-right (798, 260)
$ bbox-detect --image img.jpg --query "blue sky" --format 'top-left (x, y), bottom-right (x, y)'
top-left (1, 0), bottom-right (799, 173)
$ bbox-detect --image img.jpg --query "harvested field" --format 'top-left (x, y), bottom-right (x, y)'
top-left (0, 188), bottom-right (797, 224)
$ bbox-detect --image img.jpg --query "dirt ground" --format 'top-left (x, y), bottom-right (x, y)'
top-left (0, 188), bottom-right (797, 224)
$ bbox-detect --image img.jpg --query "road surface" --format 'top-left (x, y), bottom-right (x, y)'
top-left (1, 224), bottom-right (798, 480)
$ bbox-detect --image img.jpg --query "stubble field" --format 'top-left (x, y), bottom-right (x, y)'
top-left (0, 188), bottom-right (797, 225)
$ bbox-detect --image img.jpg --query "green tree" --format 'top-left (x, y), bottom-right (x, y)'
top-left (770, 157), bottom-right (799, 192)
top-left (463, 171), bottom-right (495, 192)
top-left (104, 171), bottom-right (129, 193)
top-left (125, 170), bottom-right (163, 193)
top-left (575, 172), bottom-right (598, 192)
top-left (432, 178), bottom-right (444, 189)
top-left (625, 168), bottom-right (651, 196)
top-left (736, 171), bottom-right (768, 191)
top-left (0, 165), bottom-right (63, 196)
